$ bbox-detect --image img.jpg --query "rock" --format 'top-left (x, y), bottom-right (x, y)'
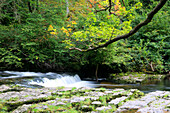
top-left (93, 92), bottom-right (106, 96)
top-left (56, 102), bottom-right (66, 105)
top-left (90, 96), bottom-right (99, 100)
top-left (140, 95), bottom-right (157, 104)
top-left (108, 96), bottom-right (128, 105)
top-left (43, 105), bottom-right (48, 109)
top-left (104, 90), bottom-right (113, 94)
top-left (81, 105), bottom-right (93, 112)
top-left (0, 85), bottom-right (11, 92)
top-left (149, 91), bottom-right (165, 97)
top-left (119, 100), bottom-right (148, 109)
top-left (150, 99), bottom-right (170, 108)
top-left (96, 105), bottom-right (112, 111)
top-left (137, 107), bottom-right (165, 113)
top-left (71, 97), bottom-right (85, 102)
top-left (91, 101), bottom-right (102, 105)
top-left (130, 89), bottom-right (138, 92)
top-left (58, 87), bottom-right (72, 92)
top-left (1, 85), bottom-right (169, 113)
top-left (126, 92), bottom-right (133, 96)
top-left (61, 98), bottom-right (70, 102)
top-left (112, 88), bottom-right (125, 92)
top-left (12, 104), bottom-right (31, 113)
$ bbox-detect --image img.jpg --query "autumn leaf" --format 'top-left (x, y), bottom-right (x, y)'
top-left (114, 5), bottom-right (119, 10)
top-left (98, 4), bottom-right (102, 8)
top-left (68, 28), bottom-right (72, 32)
top-left (71, 21), bottom-right (77, 24)
top-left (48, 25), bottom-right (54, 31)
top-left (89, 4), bottom-right (93, 8)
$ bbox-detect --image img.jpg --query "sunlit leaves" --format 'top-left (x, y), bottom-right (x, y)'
top-left (48, 25), bottom-right (57, 35)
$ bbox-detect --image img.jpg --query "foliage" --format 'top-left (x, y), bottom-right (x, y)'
top-left (0, 0), bottom-right (169, 74)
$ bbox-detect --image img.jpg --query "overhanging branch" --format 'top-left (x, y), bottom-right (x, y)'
top-left (70, 0), bottom-right (167, 52)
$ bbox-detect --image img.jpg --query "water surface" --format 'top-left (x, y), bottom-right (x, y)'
top-left (0, 71), bottom-right (169, 93)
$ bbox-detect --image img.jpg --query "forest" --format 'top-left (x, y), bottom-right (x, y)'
top-left (0, 0), bottom-right (169, 77)
top-left (0, 0), bottom-right (170, 112)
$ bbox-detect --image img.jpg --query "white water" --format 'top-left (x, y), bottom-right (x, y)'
top-left (0, 71), bottom-right (95, 88)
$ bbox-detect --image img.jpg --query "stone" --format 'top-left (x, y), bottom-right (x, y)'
top-left (90, 96), bottom-right (99, 100)
top-left (56, 102), bottom-right (66, 105)
top-left (104, 91), bottom-right (113, 94)
top-left (137, 107), bottom-right (165, 113)
top-left (91, 101), bottom-right (102, 105)
top-left (12, 104), bottom-right (31, 113)
top-left (57, 87), bottom-right (72, 92)
top-left (0, 85), bottom-right (11, 92)
top-left (119, 100), bottom-right (148, 109)
top-left (150, 99), bottom-right (170, 108)
top-left (96, 105), bottom-right (112, 111)
top-left (81, 105), bottom-right (93, 111)
top-left (71, 97), bottom-right (85, 102)
top-left (112, 88), bottom-right (125, 92)
top-left (61, 98), bottom-right (70, 102)
top-left (108, 96), bottom-right (128, 105)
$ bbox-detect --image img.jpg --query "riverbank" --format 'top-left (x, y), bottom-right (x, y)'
top-left (109, 72), bottom-right (167, 84)
top-left (0, 85), bottom-right (169, 113)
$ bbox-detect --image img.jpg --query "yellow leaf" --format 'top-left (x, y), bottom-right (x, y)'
top-left (67, 24), bottom-right (71, 27)
top-left (48, 25), bottom-right (54, 31)
top-left (66, 32), bottom-right (70, 36)
top-left (68, 28), bottom-right (72, 32)
top-left (50, 32), bottom-right (56, 35)
top-left (72, 21), bottom-right (77, 25)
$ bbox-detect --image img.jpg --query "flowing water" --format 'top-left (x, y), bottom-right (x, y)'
top-left (0, 71), bottom-right (170, 93)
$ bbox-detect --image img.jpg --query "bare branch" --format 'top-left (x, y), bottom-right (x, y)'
top-left (94, 5), bottom-right (110, 13)
top-left (70, 0), bottom-right (167, 52)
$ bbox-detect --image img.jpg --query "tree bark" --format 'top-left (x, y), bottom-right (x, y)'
top-left (95, 64), bottom-right (98, 82)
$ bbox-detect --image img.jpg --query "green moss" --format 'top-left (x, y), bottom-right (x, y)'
top-left (8, 97), bottom-right (19, 101)
top-left (163, 94), bottom-right (169, 98)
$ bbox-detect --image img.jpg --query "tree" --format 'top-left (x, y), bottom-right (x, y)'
top-left (65, 0), bottom-right (168, 51)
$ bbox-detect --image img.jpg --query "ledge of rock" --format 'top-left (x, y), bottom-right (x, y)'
top-left (0, 85), bottom-right (169, 113)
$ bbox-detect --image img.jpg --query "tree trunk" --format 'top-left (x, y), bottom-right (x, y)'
top-left (95, 64), bottom-right (98, 82)
top-left (66, 0), bottom-right (69, 17)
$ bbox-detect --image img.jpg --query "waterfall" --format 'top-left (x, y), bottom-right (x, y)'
top-left (0, 71), bottom-right (95, 88)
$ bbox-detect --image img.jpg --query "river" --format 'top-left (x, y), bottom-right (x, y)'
top-left (0, 71), bottom-right (169, 93)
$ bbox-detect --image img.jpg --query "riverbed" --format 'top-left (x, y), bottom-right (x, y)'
top-left (0, 71), bottom-right (170, 113)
